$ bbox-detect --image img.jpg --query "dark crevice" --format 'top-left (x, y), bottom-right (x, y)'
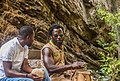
top-left (110, 0), bottom-right (117, 14)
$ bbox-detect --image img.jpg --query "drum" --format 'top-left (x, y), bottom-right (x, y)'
top-left (72, 70), bottom-right (93, 81)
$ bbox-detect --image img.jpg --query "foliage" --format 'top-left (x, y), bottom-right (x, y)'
top-left (97, 52), bottom-right (120, 81)
top-left (96, 37), bottom-right (118, 81)
top-left (97, 8), bottom-right (120, 28)
top-left (96, 8), bottom-right (120, 81)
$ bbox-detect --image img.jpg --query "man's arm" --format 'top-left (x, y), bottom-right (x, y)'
top-left (3, 61), bottom-right (27, 77)
top-left (21, 58), bottom-right (33, 73)
top-left (42, 48), bottom-right (84, 74)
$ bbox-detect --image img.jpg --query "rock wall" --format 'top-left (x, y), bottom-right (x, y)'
top-left (0, 0), bottom-right (120, 68)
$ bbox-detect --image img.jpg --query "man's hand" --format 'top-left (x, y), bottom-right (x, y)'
top-left (27, 73), bottom-right (44, 81)
top-left (71, 62), bottom-right (85, 69)
top-left (32, 73), bottom-right (44, 81)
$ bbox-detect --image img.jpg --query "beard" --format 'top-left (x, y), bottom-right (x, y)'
top-left (51, 38), bottom-right (63, 47)
top-left (56, 40), bottom-right (63, 47)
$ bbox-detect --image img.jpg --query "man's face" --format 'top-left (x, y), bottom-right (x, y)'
top-left (26, 31), bottom-right (35, 47)
top-left (51, 28), bottom-right (64, 47)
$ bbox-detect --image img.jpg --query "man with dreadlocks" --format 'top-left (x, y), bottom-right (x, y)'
top-left (41, 24), bottom-right (92, 81)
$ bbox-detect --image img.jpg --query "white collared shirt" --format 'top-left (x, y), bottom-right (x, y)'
top-left (0, 37), bottom-right (29, 79)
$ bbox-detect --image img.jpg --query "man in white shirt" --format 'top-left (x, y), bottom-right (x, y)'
top-left (0, 26), bottom-right (46, 81)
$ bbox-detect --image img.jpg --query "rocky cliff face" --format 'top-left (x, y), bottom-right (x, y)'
top-left (0, 0), bottom-right (119, 68)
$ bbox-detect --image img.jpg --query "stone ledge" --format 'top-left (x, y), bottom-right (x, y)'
top-left (28, 49), bottom-right (41, 59)
top-left (28, 59), bottom-right (41, 68)
top-left (28, 50), bottom-right (41, 68)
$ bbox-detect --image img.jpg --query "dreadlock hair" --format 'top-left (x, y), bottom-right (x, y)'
top-left (48, 24), bottom-right (64, 36)
top-left (19, 26), bottom-right (34, 39)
